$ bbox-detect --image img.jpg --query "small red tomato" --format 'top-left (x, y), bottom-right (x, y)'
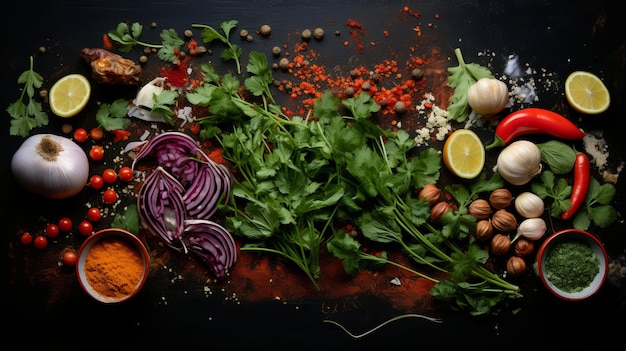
top-left (46, 223), bottom-right (60, 239)
top-left (20, 232), bottom-right (33, 246)
top-left (33, 236), bottom-right (48, 249)
top-left (89, 145), bottom-right (104, 161)
top-left (88, 175), bottom-right (104, 190)
top-left (78, 220), bottom-right (93, 236)
top-left (90, 127), bottom-right (104, 140)
top-left (87, 207), bottom-right (102, 222)
top-left (103, 188), bottom-right (118, 204)
top-left (73, 128), bottom-right (89, 143)
top-left (58, 217), bottom-right (72, 232)
top-left (102, 168), bottom-right (118, 184)
top-left (63, 251), bottom-right (78, 267)
top-left (118, 166), bottom-right (134, 182)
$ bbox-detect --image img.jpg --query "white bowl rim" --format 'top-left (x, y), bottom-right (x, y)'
top-left (536, 228), bottom-right (608, 301)
top-left (76, 228), bottom-right (150, 303)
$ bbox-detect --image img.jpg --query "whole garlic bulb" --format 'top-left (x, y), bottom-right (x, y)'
top-left (497, 140), bottom-right (542, 186)
top-left (467, 78), bottom-right (509, 116)
top-left (515, 192), bottom-right (544, 218)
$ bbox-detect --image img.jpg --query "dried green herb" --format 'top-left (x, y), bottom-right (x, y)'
top-left (544, 239), bottom-right (600, 292)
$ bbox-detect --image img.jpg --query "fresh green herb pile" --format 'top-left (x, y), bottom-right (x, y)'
top-left (184, 48), bottom-right (521, 315)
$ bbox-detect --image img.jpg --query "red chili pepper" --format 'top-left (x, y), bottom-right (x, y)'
top-left (485, 108), bottom-right (585, 150)
top-left (561, 153), bottom-right (590, 220)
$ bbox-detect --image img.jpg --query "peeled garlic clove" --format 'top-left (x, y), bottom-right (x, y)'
top-left (496, 140), bottom-right (542, 186)
top-left (515, 192), bottom-right (544, 218)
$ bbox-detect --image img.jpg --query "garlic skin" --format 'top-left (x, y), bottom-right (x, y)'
top-left (512, 217), bottom-right (547, 243)
top-left (496, 140), bottom-right (542, 185)
top-left (128, 77), bottom-right (168, 122)
top-left (11, 134), bottom-right (89, 199)
top-left (467, 78), bottom-right (509, 116)
top-left (515, 192), bottom-right (544, 218)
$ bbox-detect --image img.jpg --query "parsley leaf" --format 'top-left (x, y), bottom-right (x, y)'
top-left (6, 56), bottom-right (48, 137)
top-left (572, 177), bottom-right (618, 230)
top-left (530, 170), bottom-right (572, 218)
top-left (192, 20), bottom-right (243, 74)
top-left (95, 99), bottom-right (131, 131)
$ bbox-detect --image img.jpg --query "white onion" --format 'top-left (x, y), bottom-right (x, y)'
top-left (11, 134), bottom-right (89, 199)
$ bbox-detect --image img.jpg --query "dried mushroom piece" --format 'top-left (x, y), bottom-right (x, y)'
top-left (80, 48), bottom-right (142, 85)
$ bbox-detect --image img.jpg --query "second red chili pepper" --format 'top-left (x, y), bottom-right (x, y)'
top-left (485, 108), bottom-right (585, 150)
top-left (561, 152), bottom-right (590, 220)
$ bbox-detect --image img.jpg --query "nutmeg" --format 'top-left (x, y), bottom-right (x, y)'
top-left (513, 237), bottom-right (535, 257)
top-left (506, 256), bottom-right (527, 277)
top-left (489, 188), bottom-right (513, 209)
top-left (490, 233), bottom-right (511, 255)
top-left (430, 201), bottom-right (451, 223)
top-left (491, 209), bottom-right (517, 232)
top-left (468, 199), bottom-right (491, 219)
top-left (419, 184), bottom-right (441, 205)
top-left (472, 219), bottom-right (493, 241)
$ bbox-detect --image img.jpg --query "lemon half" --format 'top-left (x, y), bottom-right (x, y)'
top-left (565, 71), bottom-right (610, 114)
top-left (49, 74), bottom-right (91, 118)
top-left (442, 129), bottom-right (485, 179)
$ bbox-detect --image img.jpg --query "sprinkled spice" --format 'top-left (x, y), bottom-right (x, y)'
top-left (544, 240), bottom-right (600, 293)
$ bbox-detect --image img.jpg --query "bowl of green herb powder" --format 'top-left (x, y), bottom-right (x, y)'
top-left (535, 229), bottom-right (608, 300)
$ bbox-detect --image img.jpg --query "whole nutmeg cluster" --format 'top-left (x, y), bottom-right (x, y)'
top-left (468, 188), bottom-right (544, 278)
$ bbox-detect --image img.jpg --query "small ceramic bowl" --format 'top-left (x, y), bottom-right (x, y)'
top-left (76, 228), bottom-right (150, 303)
top-left (535, 228), bottom-right (608, 301)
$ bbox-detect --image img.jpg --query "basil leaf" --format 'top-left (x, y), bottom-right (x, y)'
top-left (537, 140), bottom-right (576, 174)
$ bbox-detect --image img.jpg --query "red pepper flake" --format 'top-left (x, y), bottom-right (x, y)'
top-left (102, 34), bottom-right (113, 50)
top-left (110, 129), bottom-right (131, 143)
top-left (160, 56), bottom-right (190, 88)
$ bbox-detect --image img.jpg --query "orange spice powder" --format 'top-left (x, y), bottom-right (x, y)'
top-left (84, 237), bottom-right (144, 298)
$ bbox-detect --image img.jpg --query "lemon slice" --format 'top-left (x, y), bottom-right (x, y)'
top-left (443, 129), bottom-right (485, 179)
top-left (49, 74), bottom-right (91, 117)
top-left (565, 71), bottom-right (610, 114)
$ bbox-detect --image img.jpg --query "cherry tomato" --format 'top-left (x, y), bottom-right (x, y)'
top-left (87, 207), bottom-right (102, 222)
top-left (103, 188), bottom-right (118, 204)
top-left (63, 251), bottom-right (78, 267)
top-left (90, 127), bottom-right (104, 141)
top-left (46, 223), bottom-right (60, 239)
top-left (89, 145), bottom-right (104, 161)
top-left (78, 220), bottom-right (93, 236)
top-left (58, 217), bottom-right (72, 232)
top-left (88, 175), bottom-right (104, 190)
top-left (20, 232), bottom-right (33, 246)
top-left (118, 166), bottom-right (134, 182)
top-left (102, 168), bottom-right (118, 184)
top-left (33, 236), bottom-right (48, 249)
top-left (73, 128), bottom-right (89, 143)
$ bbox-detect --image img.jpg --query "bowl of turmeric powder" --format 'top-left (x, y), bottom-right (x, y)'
top-left (534, 229), bottom-right (608, 301)
top-left (76, 228), bottom-right (150, 304)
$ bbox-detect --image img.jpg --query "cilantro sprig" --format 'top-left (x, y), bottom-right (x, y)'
top-left (192, 20), bottom-right (243, 74)
top-left (107, 22), bottom-right (184, 62)
top-left (6, 56), bottom-right (48, 137)
top-left (95, 98), bottom-right (131, 131)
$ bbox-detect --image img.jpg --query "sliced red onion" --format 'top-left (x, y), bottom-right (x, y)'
top-left (138, 166), bottom-right (187, 252)
top-left (183, 160), bottom-right (233, 220)
top-left (184, 219), bottom-right (237, 279)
